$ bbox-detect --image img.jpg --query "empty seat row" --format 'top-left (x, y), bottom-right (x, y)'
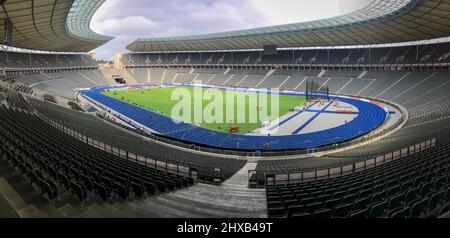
top-left (0, 97), bottom-right (194, 204)
top-left (30, 97), bottom-right (246, 183)
top-left (265, 137), bottom-right (450, 218)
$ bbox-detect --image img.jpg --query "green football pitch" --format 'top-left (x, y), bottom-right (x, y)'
top-left (103, 86), bottom-right (306, 134)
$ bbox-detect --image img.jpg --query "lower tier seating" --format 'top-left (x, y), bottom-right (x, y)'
top-left (0, 103), bottom-right (194, 204)
top-left (266, 138), bottom-right (450, 218)
top-left (30, 98), bottom-right (247, 183)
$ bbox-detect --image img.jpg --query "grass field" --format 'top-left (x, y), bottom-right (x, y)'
top-left (103, 86), bottom-right (306, 134)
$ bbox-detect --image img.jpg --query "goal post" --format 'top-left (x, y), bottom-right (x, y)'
top-left (305, 79), bottom-right (330, 101)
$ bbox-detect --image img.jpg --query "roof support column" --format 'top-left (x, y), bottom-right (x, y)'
top-left (2, 19), bottom-right (13, 45)
top-left (292, 50), bottom-right (295, 65)
top-left (327, 48), bottom-right (330, 65)
top-left (416, 44), bottom-right (419, 63)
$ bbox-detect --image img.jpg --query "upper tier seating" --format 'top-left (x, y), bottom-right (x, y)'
top-left (1, 52), bottom-right (97, 69)
top-left (121, 41), bottom-right (450, 67)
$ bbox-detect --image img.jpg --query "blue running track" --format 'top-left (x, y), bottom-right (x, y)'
top-left (81, 85), bottom-right (387, 151)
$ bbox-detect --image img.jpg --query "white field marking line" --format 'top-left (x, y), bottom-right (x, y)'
top-left (77, 71), bottom-right (100, 86)
top-left (391, 72), bottom-right (437, 101)
top-left (355, 78), bottom-right (376, 96)
top-left (205, 74), bottom-right (217, 85)
top-left (295, 101), bottom-right (333, 135)
top-left (294, 76), bottom-right (308, 90)
top-left (277, 76), bottom-right (291, 89)
top-left (251, 117), bottom-right (282, 134)
top-left (222, 74), bottom-right (234, 85)
top-left (375, 72), bottom-right (411, 98)
top-left (255, 75), bottom-right (270, 88)
top-left (253, 108), bottom-right (307, 135)
top-left (266, 110), bottom-right (306, 133)
top-left (160, 68), bottom-right (167, 84)
top-left (401, 80), bottom-right (449, 106)
top-left (147, 68), bottom-right (151, 83)
top-left (190, 74), bottom-right (200, 84)
top-left (235, 75), bottom-right (249, 87)
top-left (336, 78), bottom-right (354, 94)
top-left (318, 77), bottom-right (332, 91)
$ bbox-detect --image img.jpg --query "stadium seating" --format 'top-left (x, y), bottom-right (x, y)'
top-left (1, 51), bottom-right (97, 70)
top-left (3, 38), bottom-right (450, 218)
top-left (253, 114), bottom-right (450, 187)
top-left (14, 70), bottom-right (109, 99)
top-left (265, 137), bottom-right (450, 218)
top-left (14, 84), bottom-right (33, 94)
top-left (121, 41), bottom-right (450, 67)
top-left (29, 98), bottom-right (246, 183)
top-left (0, 95), bottom-right (194, 204)
top-left (127, 68), bottom-right (148, 84)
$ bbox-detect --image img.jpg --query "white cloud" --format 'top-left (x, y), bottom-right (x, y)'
top-left (91, 0), bottom-right (371, 59)
top-left (95, 16), bottom-right (157, 35)
top-left (249, 0), bottom-right (371, 24)
top-left (250, 0), bottom-right (341, 24)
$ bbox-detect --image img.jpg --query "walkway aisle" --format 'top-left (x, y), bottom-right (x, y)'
top-left (110, 163), bottom-right (267, 218)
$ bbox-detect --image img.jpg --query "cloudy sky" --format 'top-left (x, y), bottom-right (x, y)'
top-left (91, 0), bottom-right (371, 60)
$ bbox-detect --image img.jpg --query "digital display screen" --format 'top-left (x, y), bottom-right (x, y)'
top-left (263, 45), bottom-right (277, 56)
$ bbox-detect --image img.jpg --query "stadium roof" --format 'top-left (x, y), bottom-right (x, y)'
top-left (127, 0), bottom-right (450, 52)
top-left (0, 0), bottom-right (113, 52)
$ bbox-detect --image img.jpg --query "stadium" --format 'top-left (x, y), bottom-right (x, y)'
top-left (0, 0), bottom-right (449, 221)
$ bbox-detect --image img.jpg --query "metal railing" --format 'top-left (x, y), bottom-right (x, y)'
top-left (124, 62), bottom-right (450, 72)
top-left (43, 116), bottom-right (198, 183)
top-left (80, 90), bottom-right (406, 158)
top-left (248, 138), bottom-right (437, 188)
